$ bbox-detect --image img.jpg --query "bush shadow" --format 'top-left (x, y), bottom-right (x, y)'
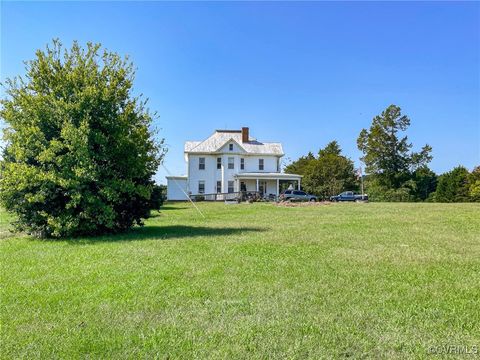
top-left (161, 204), bottom-right (190, 210)
top-left (59, 225), bottom-right (265, 245)
top-left (146, 205), bottom-right (190, 218)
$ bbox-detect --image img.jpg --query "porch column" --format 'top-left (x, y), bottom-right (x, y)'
top-left (221, 156), bottom-right (225, 193)
top-left (298, 178), bottom-right (301, 190)
top-left (276, 179), bottom-right (279, 196)
top-left (256, 178), bottom-right (259, 192)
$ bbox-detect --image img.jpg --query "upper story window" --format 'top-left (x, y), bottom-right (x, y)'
top-left (199, 157), bottom-right (205, 170)
top-left (217, 157), bottom-right (222, 169)
top-left (229, 143), bottom-right (234, 151)
top-left (240, 158), bottom-right (245, 170)
top-left (277, 158), bottom-right (280, 172)
top-left (198, 181), bottom-right (205, 194)
top-left (228, 157), bottom-right (234, 169)
top-left (259, 158), bottom-right (264, 171)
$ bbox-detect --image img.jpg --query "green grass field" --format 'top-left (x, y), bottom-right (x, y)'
top-left (1, 202), bottom-right (479, 358)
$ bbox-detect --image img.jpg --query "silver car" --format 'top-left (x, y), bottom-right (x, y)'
top-left (280, 190), bottom-right (317, 202)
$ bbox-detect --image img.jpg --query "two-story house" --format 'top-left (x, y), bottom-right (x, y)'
top-left (166, 127), bottom-right (302, 200)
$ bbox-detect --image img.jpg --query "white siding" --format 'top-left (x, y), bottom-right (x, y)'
top-left (166, 178), bottom-right (189, 200)
top-left (188, 155), bottom-right (221, 194)
top-left (186, 153), bottom-right (281, 195)
top-left (218, 141), bottom-right (245, 154)
top-left (242, 155), bottom-right (278, 173)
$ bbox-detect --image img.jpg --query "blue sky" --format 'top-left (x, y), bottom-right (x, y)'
top-left (2, 1), bottom-right (479, 183)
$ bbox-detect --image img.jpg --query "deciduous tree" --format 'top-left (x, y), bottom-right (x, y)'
top-left (433, 166), bottom-right (470, 202)
top-left (411, 166), bottom-right (437, 201)
top-left (302, 141), bottom-right (357, 199)
top-left (284, 152), bottom-right (315, 175)
top-left (468, 166), bottom-right (480, 202)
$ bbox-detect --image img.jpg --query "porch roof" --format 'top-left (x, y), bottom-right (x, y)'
top-left (234, 172), bottom-right (302, 180)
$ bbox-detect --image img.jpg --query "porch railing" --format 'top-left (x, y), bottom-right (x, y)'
top-left (190, 191), bottom-right (276, 202)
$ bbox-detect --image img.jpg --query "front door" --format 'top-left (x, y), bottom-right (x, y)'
top-left (240, 181), bottom-right (246, 192)
top-left (259, 181), bottom-right (267, 196)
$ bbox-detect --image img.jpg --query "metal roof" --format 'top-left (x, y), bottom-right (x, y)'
top-left (184, 130), bottom-right (284, 155)
top-left (165, 175), bottom-right (187, 179)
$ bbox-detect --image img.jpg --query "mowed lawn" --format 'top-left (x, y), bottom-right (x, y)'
top-left (1, 202), bottom-right (479, 358)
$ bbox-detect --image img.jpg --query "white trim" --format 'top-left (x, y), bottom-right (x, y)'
top-left (184, 151), bottom-right (284, 156)
top-left (217, 138), bottom-right (247, 153)
top-left (234, 172), bottom-right (302, 179)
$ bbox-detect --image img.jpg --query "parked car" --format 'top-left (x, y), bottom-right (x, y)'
top-left (330, 191), bottom-right (368, 202)
top-left (280, 190), bottom-right (317, 202)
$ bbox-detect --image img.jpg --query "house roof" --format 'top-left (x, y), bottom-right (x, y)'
top-left (165, 175), bottom-right (187, 180)
top-left (184, 130), bottom-right (284, 155)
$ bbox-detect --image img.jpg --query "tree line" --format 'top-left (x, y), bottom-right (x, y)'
top-left (0, 41), bottom-right (477, 238)
top-left (285, 105), bottom-right (479, 202)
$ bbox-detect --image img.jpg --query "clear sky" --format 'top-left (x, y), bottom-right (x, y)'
top-left (2, 1), bottom-right (479, 183)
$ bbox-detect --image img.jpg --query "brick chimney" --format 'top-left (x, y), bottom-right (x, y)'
top-left (241, 127), bottom-right (249, 143)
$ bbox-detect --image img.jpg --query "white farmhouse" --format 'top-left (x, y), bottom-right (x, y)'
top-left (166, 127), bottom-right (302, 200)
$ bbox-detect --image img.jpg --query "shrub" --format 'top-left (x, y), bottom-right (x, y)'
top-left (468, 166), bottom-right (480, 202)
top-left (149, 184), bottom-right (166, 211)
top-left (433, 166), bottom-right (470, 203)
top-left (0, 40), bottom-right (164, 237)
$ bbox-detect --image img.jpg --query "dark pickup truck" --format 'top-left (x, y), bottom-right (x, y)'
top-left (330, 191), bottom-right (368, 202)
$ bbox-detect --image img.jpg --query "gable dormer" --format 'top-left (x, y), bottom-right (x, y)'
top-left (218, 139), bottom-right (246, 154)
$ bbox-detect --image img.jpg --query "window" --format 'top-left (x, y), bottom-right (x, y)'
top-left (229, 143), bottom-right (234, 151)
top-left (228, 157), bottom-right (234, 169)
top-left (228, 181), bottom-right (234, 193)
top-left (216, 181), bottom-right (222, 193)
top-left (240, 158), bottom-right (245, 170)
top-left (259, 159), bottom-right (264, 171)
top-left (217, 157), bottom-right (222, 169)
top-left (198, 181), bottom-right (205, 194)
top-left (284, 190), bottom-right (292, 194)
top-left (199, 157), bottom-right (205, 170)
top-left (277, 158), bottom-right (280, 172)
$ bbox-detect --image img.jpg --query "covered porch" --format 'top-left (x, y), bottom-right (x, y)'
top-left (234, 172), bottom-right (302, 198)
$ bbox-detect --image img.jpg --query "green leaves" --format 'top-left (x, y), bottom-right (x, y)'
top-left (357, 105), bottom-right (434, 199)
top-left (468, 167), bottom-right (480, 202)
top-left (286, 141), bottom-right (357, 199)
top-left (304, 143), bottom-right (357, 199)
top-left (433, 166), bottom-right (471, 203)
top-left (0, 40), bottom-right (164, 237)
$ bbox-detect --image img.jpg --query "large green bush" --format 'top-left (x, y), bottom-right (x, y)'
top-left (149, 184), bottom-right (167, 211)
top-left (302, 141), bottom-right (358, 199)
top-left (433, 166), bottom-right (471, 203)
top-left (468, 166), bottom-right (480, 202)
top-left (0, 40), bottom-right (163, 237)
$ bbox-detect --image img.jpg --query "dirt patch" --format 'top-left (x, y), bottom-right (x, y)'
top-left (275, 201), bottom-right (333, 207)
